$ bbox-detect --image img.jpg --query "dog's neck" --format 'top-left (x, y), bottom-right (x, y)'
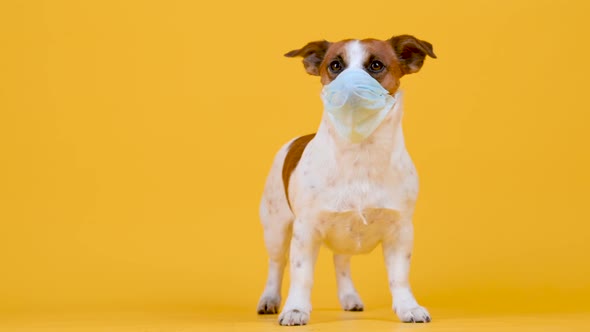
top-left (314, 90), bottom-right (407, 159)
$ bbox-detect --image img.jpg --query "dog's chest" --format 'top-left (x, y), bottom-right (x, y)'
top-left (289, 134), bottom-right (417, 254)
top-left (316, 208), bottom-right (400, 254)
top-left (307, 157), bottom-right (406, 254)
top-left (293, 136), bottom-right (415, 213)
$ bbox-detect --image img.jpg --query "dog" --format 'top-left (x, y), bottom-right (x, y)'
top-left (256, 35), bottom-right (436, 326)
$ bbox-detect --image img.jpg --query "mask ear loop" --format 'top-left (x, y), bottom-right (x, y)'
top-left (387, 90), bottom-right (404, 128)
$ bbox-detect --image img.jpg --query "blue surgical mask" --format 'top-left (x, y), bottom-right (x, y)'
top-left (321, 69), bottom-right (398, 143)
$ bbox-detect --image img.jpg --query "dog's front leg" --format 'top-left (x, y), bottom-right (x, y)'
top-left (383, 223), bottom-right (431, 323)
top-left (278, 217), bottom-right (320, 326)
top-left (333, 254), bottom-right (364, 311)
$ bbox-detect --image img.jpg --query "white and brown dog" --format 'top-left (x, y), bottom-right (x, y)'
top-left (257, 35), bottom-right (436, 326)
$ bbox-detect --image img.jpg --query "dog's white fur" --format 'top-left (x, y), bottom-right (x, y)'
top-left (257, 40), bottom-right (430, 325)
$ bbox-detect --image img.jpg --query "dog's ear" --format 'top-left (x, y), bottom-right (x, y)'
top-left (284, 40), bottom-right (331, 76)
top-left (389, 35), bottom-right (436, 75)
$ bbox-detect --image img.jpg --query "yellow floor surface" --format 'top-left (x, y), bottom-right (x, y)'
top-left (1, 308), bottom-right (589, 332)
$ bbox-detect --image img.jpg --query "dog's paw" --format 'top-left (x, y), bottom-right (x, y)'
top-left (395, 305), bottom-right (431, 323)
top-left (340, 293), bottom-right (364, 311)
top-left (257, 295), bottom-right (281, 315)
top-left (278, 309), bottom-right (310, 326)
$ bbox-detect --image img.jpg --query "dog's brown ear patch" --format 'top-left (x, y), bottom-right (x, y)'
top-left (389, 35), bottom-right (436, 75)
top-left (285, 41), bottom-right (331, 76)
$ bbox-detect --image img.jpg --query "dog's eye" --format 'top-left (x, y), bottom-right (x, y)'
top-left (329, 60), bottom-right (343, 73)
top-left (369, 60), bottom-right (385, 73)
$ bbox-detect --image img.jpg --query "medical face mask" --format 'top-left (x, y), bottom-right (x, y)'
top-left (321, 69), bottom-right (398, 143)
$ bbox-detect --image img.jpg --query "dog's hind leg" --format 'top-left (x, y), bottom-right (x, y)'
top-left (257, 142), bottom-right (295, 315)
top-left (257, 215), bottom-right (292, 314)
top-left (333, 254), bottom-right (364, 311)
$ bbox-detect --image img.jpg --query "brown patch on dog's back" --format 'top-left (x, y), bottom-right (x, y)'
top-left (282, 134), bottom-right (315, 209)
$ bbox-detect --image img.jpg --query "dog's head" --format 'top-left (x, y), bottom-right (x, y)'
top-left (285, 35), bottom-right (436, 94)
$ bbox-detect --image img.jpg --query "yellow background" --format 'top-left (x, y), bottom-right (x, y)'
top-left (1, 0), bottom-right (589, 321)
